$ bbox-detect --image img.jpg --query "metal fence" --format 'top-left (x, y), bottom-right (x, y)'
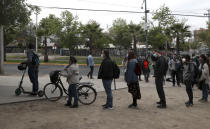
top-left (6, 47), bottom-right (149, 57)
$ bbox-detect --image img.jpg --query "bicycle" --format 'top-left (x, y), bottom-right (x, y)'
top-left (43, 70), bottom-right (97, 105)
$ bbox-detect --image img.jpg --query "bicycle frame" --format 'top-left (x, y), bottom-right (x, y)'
top-left (54, 74), bottom-right (94, 96)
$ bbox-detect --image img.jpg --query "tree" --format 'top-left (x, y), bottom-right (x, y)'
top-left (0, 0), bottom-right (32, 74)
top-left (153, 5), bottom-right (176, 28)
top-left (197, 23), bottom-right (210, 47)
top-left (81, 20), bottom-right (104, 53)
top-left (152, 5), bottom-right (176, 52)
top-left (128, 22), bottom-right (144, 54)
top-left (37, 14), bottom-right (62, 62)
top-left (109, 18), bottom-right (132, 50)
top-left (59, 11), bottom-right (81, 52)
top-left (148, 27), bottom-right (166, 50)
top-left (170, 23), bottom-right (191, 55)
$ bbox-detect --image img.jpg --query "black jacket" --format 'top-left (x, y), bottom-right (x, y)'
top-left (154, 56), bottom-right (167, 77)
top-left (98, 58), bottom-right (114, 80)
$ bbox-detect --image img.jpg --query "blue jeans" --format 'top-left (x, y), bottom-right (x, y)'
top-left (28, 67), bottom-right (39, 93)
top-left (102, 79), bottom-right (113, 107)
top-left (202, 83), bottom-right (209, 100)
top-left (67, 84), bottom-right (78, 106)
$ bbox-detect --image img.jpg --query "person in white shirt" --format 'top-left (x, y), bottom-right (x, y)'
top-left (61, 56), bottom-right (80, 108)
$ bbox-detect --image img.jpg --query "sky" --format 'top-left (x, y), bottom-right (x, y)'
top-left (26, 0), bottom-right (210, 31)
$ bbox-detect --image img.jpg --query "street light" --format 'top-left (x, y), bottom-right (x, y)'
top-left (141, 0), bottom-right (149, 57)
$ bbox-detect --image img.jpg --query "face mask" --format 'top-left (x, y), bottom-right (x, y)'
top-left (182, 58), bottom-right (186, 62)
top-left (153, 54), bottom-right (157, 57)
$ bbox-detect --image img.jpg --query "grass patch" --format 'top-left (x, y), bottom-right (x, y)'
top-left (6, 56), bottom-right (124, 65)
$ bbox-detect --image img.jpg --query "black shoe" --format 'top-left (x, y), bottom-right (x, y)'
top-left (156, 101), bottom-right (161, 104)
top-left (157, 104), bottom-right (167, 109)
top-left (90, 77), bottom-right (94, 79)
top-left (65, 103), bottom-right (72, 107)
top-left (185, 102), bottom-right (193, 107)
top-left (185, 101), bottom-right (189, 105)
top-left (30, 92), bottom-right (37, 96)
top-left (128, 104), bottom-right (137, 108)
top-left (70, 105), bottom-right (78, 108)
top-left (103, 106), bottom-right (113, 110)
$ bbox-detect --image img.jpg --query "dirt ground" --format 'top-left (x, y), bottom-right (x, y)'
top-left (0, 86), bottom-right (210, 129)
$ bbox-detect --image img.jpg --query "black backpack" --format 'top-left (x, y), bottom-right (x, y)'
top-left (113, 61), bottom-right (120, 79)
top-left (32, 52), bottom-right (40, 66)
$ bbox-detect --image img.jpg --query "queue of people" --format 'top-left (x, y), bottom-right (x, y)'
top-left (24, 45), bottom-right (209, 109)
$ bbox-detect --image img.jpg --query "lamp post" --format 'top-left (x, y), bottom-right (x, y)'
top-left (141, 0), bottom-right (149, 57)
top-left (0, 0), bottom-right (5, 74)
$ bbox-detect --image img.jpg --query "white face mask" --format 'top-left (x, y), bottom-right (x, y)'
top-left (182, 58), bottom-right (186, 62)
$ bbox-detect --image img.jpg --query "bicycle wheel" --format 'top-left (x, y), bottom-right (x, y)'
top-left (77, 85), bottom-right (97, 105)
top-left (44, 83), bottom-right (63, 101)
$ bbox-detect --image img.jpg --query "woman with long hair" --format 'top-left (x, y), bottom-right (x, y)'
top-left (125, 51), bottom-right (141, 108)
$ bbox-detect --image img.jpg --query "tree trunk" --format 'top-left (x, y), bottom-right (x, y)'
top-left (89, 38), bottom-right (93, 54)
top-left (69, 48), bottom-right (71, 56)
top-left (0, 26), bottom-right (4, 74)
top-left (133, 34), bottom-right (137, 55)
top-left (44, 36), bottom-right (48, 62)
top-left (176, 35), bottom-right (180, 55)
top-left (4, 44), bottom-right (6, 61)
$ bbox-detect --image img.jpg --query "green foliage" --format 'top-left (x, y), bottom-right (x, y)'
top-left (128, 22), bottom-right (144, 53)
top-left (59, 11), bottom-right (81, 49)
top-left (170, 22), bottom-right (191, 54)
top-left (0, 0), bottom-right (31, 26)
top-left (38, 14), bottom-right (62, 37)
top-left (190, 42), bottom-right (200, 49)
top-left (152, 5), bottom-right (176, 28)
top-left (148, 27), bottom-right (166, 49)
top-left (109, 18), bottom-right (132, 49)
top-left (81, 20), bottom-right (104, 52)
top-left (197, 23), bottom-right (210, 47)
top-left (180, 42), bottom-right (189, 51)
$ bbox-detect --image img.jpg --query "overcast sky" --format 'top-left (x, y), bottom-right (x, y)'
top-left (27, 0), bottom-right (210, 31)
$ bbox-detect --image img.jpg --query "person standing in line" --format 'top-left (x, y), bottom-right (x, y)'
top-left (98, 50), bottom-right (114, 109)
top-left (142, 56), bottom-right (150, 82)
top-left (137, 56), bottom-right (143, 81)
top-left (198, 54), bottom-right (209, 103)
top-left (182, 55), bottom-right (194, 107)
top-left (125, 51), bottom-right (141, 108)
top-left (61, 56), bottom-right (80, 108)
top-left (26, 43), bottom-right (39, 96)
top-left (154, 51), bottom-right (168, 108)
top-left (87, 52), bottom-right (94, 79)
top-left (169, 56), bottom-right (181, 87)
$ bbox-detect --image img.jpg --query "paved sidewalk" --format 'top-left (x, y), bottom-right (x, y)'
top-left (0, 74), bottom-right (171, 104)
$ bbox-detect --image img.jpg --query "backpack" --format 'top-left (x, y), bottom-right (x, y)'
top-left (113, 61), bottom-right (120, 79)
top-left (143, 60), bottom-right (149, 69)
top-left (32, 52), bottom-right (40, 66)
